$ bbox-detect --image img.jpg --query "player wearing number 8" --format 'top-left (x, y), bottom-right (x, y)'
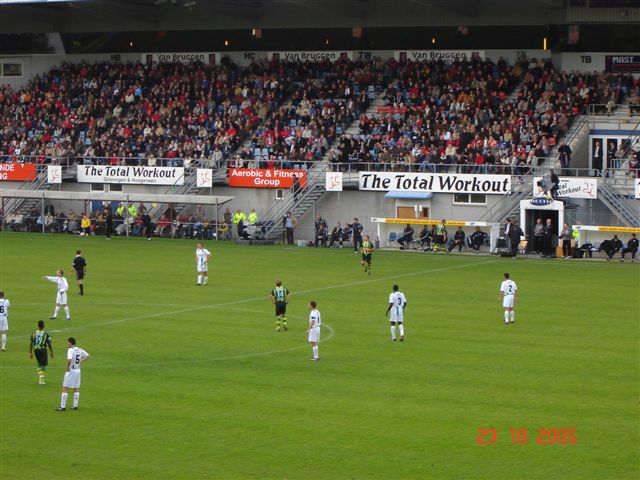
top-left (55, 337), bottom-right (90, 411)
top-left (385, 285), bottom-right (407, 342)
top-left (499, 272), bottom-right (518, 325)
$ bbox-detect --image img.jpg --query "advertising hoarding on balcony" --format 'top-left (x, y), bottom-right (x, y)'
top-left (359, 172), bottom-right (511, 194)
top-left (0, 163), bottom-right (36, 181)
top-left (533, 176), bottom-right (598, 199)
top-left (228, 168), bottom-right (307, 189)
top-left (77, 165), bottom-right (184, 185)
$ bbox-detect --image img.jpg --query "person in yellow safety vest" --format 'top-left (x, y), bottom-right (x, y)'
top-left (571, 224), bottom-right (580, 248)
top-left (232, 209), bottom-right (246, 238)
top-left (247, 209), bottom-right (258, 225)
top-left (128, 204), bottom-right (138, 219)
top-left (116, 203), bottom-right (125, 217)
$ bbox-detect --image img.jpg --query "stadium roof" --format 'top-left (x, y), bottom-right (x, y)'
top-left (2, 0), bottom-right (636, 33)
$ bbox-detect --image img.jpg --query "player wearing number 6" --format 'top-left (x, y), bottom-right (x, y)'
top-left (56, 337), bottom-right (90, 411)
top-left (0, 291), bottom-right (9, 351)
top-left (386, 285), bottom-right (407, 341)
top-left (499, 272), bottom-right (518, 325)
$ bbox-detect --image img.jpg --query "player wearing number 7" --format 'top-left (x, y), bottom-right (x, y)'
top-left (499, 272), bottom-right (518, 325)
top-left (55, 337), bottom-right (90, 411)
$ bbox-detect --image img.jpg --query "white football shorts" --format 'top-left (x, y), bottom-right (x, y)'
top-left (0, 318), bottom-right (8, 330)
top-left (197, 265), bottom-right (208, 273)
top-left (503, 295), bottom-right (515, 308)
top-left (390, 312), bottom-right (404, 324)
top-left (308, 326), bottom-right (320, 343)
top-left (56, 292), bottom-right (68, 305)
top-left (63, 369), bottom-right (81, 389)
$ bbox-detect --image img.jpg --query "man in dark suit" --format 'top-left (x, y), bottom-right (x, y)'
top-left (592, 140), bottom-right (603, 175)
top-left (508, 222), bottom-right (524, 259)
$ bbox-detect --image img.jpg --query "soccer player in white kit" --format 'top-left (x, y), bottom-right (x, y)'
top-left (307, 301), bottom-right (321, 361)
top-left (385, 284), bottom-right (407, 341)
top-left (56, 337), bottom-right (90, 411)
top-left (499, 272), bottom-right (518, 325)
top-left (0, 291), bottom-right (10, 351)
top-left (43, 269), bottom-right (70, 320)
top-left (195, 242), bottom-right (212, 286)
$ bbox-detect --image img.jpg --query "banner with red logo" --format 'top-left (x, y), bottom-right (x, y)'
top-left (0, 163), bottom-right (37, 181)
top-left (229, 169), bottom-right (308, 189)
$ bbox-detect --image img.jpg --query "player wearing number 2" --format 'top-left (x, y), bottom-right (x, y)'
top-left (385, 285), bottom-right (407, 341)
top-left (195, 242), bottom-right (212, 286)
top-left (499, 272), bottom-right (518, 325)
top-left (55, 337), bottom-right (90, 411)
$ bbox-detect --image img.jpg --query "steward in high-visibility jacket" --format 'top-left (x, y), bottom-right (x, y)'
top-left (232, 210), bottom-right (246, 225)
top-left (247, 209), bottom-right (258, 225)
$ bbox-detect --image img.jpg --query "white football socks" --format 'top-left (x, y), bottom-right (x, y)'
top-left (53, 306), bottom-right (60, 318)
top-left (1, 333), bottom-right (6, 349)
top-left (398, 324), bottom-right (404, 337)
top-left (60, 392), bottom-right (68, 408)
top-left (312, 346), bottom-right (318, 359)
top-left (504, 311), bottom-right (509, 324)
top-left (203, 276), bottom-right (208, 285)
top-left (64, 306), bottom-right (70, 319)
top-left (73, 392), bottom-right (80, 408)
top-left (510, 311), bottom-right (515, 323)
top-left (197, 274), bottom-right (202, 285)
top-left (390, 325), bottom-right (396, 340)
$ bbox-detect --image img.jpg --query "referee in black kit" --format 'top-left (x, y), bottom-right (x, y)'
top-left (72, 250), bottom-right (87, 296)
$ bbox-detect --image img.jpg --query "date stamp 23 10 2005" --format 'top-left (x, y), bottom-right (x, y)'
top-left (477, 427), bottom-right (577, 445)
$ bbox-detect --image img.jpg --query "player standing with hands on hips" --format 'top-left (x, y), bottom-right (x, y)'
top-left (56, 337), bottom-right (90, 411)
top-left (499, 272), bottom-right (518, 325)
top-left (195, 242), bottom-right (211, 286)
top-left (43, 269), bottom-right (70, 320)
top-left (307, 301), bottom-right (321, 361)
top-left (386, 285), bottom-right (407, 341)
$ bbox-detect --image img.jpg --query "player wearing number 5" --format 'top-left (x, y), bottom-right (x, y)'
top-left (43, 269), bottom-right (70, 321)
top-left (499, 272), bottom-right (518, 325)
top-left (386, 285), bottom-right (407, 342)
top-left (195, 242), bottom-right (212, 286)
top-left (307, 301), bottom-right (321, 361)
top-left (55, 337), bottom-right (90, 411)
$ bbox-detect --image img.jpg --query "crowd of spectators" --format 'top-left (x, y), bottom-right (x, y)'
top-left (326, 57), bottom-right (637, 175)
top-left (0, 59), bottom-right (289, 166)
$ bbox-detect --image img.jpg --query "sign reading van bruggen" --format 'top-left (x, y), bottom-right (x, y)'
top-left (77, 165), bottom-right (184, 185)
top-left (0, 163), bottom-right (37, 181)
top-left (268, 51), bottom-right (352, 62)
top-left (395, 50), bottom-right (485, 63)
top-left (143, 52), bottom-right (217, 65)
top-left (359, 172), bottom-right (511, 194)
top-left (229, 169), bottom-right (308, 188)
top-left (605, 55), bottom-right (640, 73)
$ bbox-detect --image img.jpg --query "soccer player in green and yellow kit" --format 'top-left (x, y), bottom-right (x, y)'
top-left (29, 320), bottom-right (54, 385)
top-left (270, 280), bottom-right (291, 332)
top-left (360, 235), bottom-right (375, 275)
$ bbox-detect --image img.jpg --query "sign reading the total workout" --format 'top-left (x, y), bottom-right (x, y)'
top-left (229, 168), bottom-right (308, 188)
top-left (533, 176), bottom-right (598, 199)
top-left (605, 55), bottom-right (640, 73)
top-left (77, 165), bottom-right (184, 185)
top-left (359, 172), bottom-right (511, 194)
top-left (0, 163), bottom-right (36, 181)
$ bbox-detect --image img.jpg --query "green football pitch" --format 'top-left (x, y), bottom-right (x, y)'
top-left (0, 232), bottom-right (638, 480)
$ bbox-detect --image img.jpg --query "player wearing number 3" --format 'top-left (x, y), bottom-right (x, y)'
top-left (55, 337), bottom-right (90, 411)
top-left (386, 284), bottom-right (407, 342)
top-left (499, 272), bottom-right (518, 325)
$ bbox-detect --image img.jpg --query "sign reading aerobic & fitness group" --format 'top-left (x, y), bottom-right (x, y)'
top-left (228, 168), bottom-right (307, 188)
top-left (533, 176), bottom-right (598, 199)
top-left (359, 172), bottom-right (511, 194)
top-left (77, 165), bottom-right (184, 185)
